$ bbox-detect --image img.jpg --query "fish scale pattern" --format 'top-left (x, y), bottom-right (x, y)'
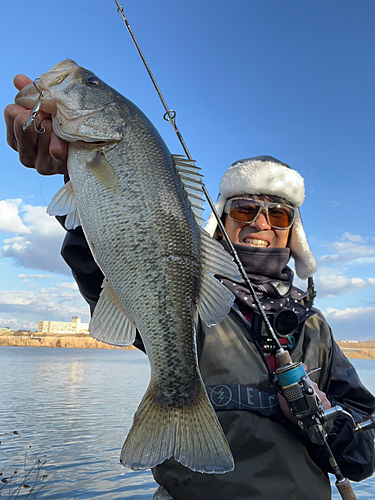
top-left (24, 60), bottom-right (239, 473)
top-left (72, 111), bottom-right (204, 402)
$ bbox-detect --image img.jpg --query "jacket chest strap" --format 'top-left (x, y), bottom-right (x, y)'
top-left (206, 383), bottom-right (285, 422)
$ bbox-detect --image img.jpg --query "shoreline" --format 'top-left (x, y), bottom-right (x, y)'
top-left (1, 334), bottom-right (374, 358)
top-left (0, 333), bottom-right (136, 350)
top-left (336, 341), bottom-right (375, 360)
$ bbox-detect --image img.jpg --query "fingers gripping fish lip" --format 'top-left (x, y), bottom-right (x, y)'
top-left (15, 62), bottom-right (123, 143)
top-left (15, 83), bottom-right (46, 109)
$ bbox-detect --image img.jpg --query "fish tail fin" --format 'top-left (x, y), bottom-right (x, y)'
top-left (120, 383), bottom-right (234, 474)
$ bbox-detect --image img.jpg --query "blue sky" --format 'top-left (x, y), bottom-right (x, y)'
top-left (1, 0), bottom-right (375, 339)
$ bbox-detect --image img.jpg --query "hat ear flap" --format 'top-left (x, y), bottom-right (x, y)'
top-left (289, 209), bottom-right (316, 279)
top-left (204, 194), bottom-right (226, 237)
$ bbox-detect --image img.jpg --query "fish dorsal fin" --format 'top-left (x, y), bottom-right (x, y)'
top-left (172, 155), bottom-right (205, 226)
top-left (90, 279), bottom-right (137, 347)
top-left (173, 153), bottom-right (242, 325)
top-left (86, 151), bottom-right (117, 188)
top-left (47, 180), bottom-right (81, 230)
top-left (198, 227), bottom-right (242, 326)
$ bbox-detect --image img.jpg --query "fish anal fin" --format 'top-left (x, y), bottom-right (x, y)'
top-left (120, 383), bottom-right (234, 474)
top-left (86, 151), bottom-right (117, 188)
top-left (90, 279), bottom-right (136, 346)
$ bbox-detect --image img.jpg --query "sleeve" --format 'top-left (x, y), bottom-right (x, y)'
top-left (324, 339), bottom-right (375, 481)
top-left (59, 224), bottom-right (146, 353)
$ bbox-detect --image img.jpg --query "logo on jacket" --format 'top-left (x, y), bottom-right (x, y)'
top-left (210, 385), bottom-right (233, 407)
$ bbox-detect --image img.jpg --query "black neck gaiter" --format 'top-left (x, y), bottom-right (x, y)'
top-left (219, 242), bottom-right (308, 315)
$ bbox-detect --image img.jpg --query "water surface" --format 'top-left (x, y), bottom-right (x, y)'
top-left (1, 347), bottom-right (374, 499)
top-left (1, 347), bottom-right (155, 499)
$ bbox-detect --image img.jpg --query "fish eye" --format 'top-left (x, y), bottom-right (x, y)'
top-left (86, 75), bottom-right (100, 85)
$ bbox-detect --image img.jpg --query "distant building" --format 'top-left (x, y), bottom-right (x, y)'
top-left (38, 316), bottom-right (89, 334)
top-left (0, 327), bottom-right (11, 332)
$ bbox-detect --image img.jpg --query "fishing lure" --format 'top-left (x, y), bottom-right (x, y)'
top-left (22, 80), bottom-right (45, 134)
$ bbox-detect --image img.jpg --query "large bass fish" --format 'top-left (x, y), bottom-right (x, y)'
top-left (15, 60), bottom-right (241, 474)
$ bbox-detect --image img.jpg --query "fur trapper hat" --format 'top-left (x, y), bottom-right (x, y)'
top-left (204, 156), bottom-right (316, 279)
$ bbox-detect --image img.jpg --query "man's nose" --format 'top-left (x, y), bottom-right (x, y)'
top-left (250, 210), bottom-right (271, 230)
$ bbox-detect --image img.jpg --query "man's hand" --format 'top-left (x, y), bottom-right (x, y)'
top-left (278, 363), bottom-right (331, 425)
top-left (4, 74), bottom-right (68, 175)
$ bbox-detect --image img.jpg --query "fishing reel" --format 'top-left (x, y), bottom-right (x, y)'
top-left (276, 361), bottom-right (329, 443)
top-left (275, 355), bottom-right (375, 500)
top-left (276, 359), bottom-right (375, 442)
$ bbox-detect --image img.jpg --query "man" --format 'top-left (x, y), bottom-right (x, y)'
top-left (5, 77), bottom-right (375, 500)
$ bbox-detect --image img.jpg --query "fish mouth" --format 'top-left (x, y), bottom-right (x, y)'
top-left (15, 59), bottom-right (79, 110)
top-left (15, 59), bottom-right (123, 143)
top-left (243, 237), bottom-right (269, 248)
top-left (15, 83), bottom-right (45, 109)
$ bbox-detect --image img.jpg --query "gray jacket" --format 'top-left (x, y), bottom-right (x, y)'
top-left (60, 228), bottom-right (375, 500)
top-left (152, 306), bottom-right (375, 500)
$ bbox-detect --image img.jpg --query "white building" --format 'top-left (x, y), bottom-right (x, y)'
top-left (38, 316), bottom-right (89, 334)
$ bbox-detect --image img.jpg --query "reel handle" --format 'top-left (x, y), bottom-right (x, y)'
top-left (275, 353), bottom-right (359, 500)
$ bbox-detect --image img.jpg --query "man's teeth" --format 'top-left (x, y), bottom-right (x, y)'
top-left (244, 238), bottom-right (269, 247)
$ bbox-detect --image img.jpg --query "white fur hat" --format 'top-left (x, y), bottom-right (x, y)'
top-left (204, 156), bottom-right (316, 279)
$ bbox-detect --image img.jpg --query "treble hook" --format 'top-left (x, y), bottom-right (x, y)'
top-left (22, 80), bottom-right (45, 134)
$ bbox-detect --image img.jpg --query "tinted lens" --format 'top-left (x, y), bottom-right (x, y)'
top-left (229, 199), bottom-right (260, 223)
top-left (267, 205), bottom-right (294, 228)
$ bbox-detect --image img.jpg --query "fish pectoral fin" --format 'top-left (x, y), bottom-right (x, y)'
top-left (198, 270), bottom-right (236, 327)
top-left (198, 227), bottom-right (242, 326)
top-left (120, 382), bottom-right (234, 474)
top-left (90, 279), bottom-right (136, 346)
top-left (86, 151), bottom-right (117, 188)
top-left (47, 180), bottom-right (81, 230)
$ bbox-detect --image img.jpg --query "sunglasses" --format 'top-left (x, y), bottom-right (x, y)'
top-left (224, 198), bottom-right (295, 230)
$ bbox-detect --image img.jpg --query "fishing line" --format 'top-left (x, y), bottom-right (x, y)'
top-left (35, 172), bottom-right (48, 207)
top-left (113, 0), bottom-right (284, 353)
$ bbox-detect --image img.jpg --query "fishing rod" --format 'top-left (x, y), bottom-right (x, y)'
top-left (112, 3), bottom-right (374, 499)
top-left (112, 0), bottom-right (284, 356)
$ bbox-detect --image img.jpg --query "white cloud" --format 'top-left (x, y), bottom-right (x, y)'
top-left (18, 274), bottom-right (57, 282)
top-left (55, 282), bottom-right (79, 290)
top-left (0, 286), bottom-right (90, 324)
top-left (342, 232), bottom-right (365, 244)
top-left (0, 316), bottom-right (37, 331)
top-left (22, 204), bottom-right (63, 237)
top-left (0, 199), bottom-right (30, 234)
top-left (313, 267), bottom-right (374, 298)
top-left (0, 200), bottom-right (69, 274)
top-left (323, 306), bottom-right (375, 340)
top-left (318, 233), bottom-right (375, 265)
top-left (324, 307), bottom-right (374, 321)
top-left (354, 256), bottom-right (375, 265)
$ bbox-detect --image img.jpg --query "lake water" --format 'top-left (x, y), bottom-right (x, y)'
top-left (0, 347), bottom-right (374, 500)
